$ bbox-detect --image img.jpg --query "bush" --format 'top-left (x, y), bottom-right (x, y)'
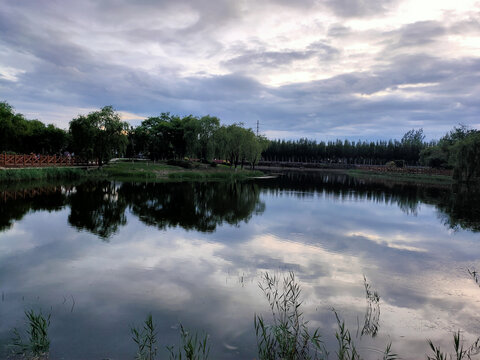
top-left (167, 159), bottom-right (193, 169)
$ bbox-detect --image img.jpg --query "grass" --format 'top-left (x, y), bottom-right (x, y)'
top-left (167, 169), bottom-right (263, 181)
top-left (130, 314), bottom-right (210, 360)
top-left (347, 169), bottom-right (454, 185)
top-left (254, 272), bottom-right (327, 360)
top-left (167, 325), bottom-right (210, 360)
top-left (10, 309), bottom-right (51, 359)
top-left (0, 160), bottom-right (264, 183)
top-left (131, 314), bottom-right (158, 360)
top-left (427, 331), bottom-right (480, 360)
top-left (88, 160), bottom-right (263, 182)
top-left (0, 167), bottom-right (84, 183)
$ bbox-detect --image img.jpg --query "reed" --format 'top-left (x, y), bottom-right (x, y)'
top-left (254, 271), bottom-right (327, 360)
top-left (131, 314), bottom-right (158, 360)
top-left (0, 167), bottom-right (84, 182)
top-left (427, 331), bottom-right (480, 360)
top-left (166, 324), bottom-right (210, 360)
top-left (10, 309), bottom-right (51, 359)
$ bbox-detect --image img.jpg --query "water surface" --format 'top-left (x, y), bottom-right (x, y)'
top-left (1, 173), bottom-right (479, 359)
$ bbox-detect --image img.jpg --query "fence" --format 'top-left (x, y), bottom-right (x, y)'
top-left (0, 153), bottom-right (97, 168)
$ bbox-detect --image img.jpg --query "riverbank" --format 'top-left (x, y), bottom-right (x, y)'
top-left (257, 165), bottom-right (454, 185)
top-left (0, 160), bottom-right (264, 183)
top-left (346, 169), bottom-right (453, 185)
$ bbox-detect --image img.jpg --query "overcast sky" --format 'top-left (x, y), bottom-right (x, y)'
top-left (1, 0), bottom-right (479, 140)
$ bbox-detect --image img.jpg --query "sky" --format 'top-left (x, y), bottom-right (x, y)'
top-left (0, 0), bottom-right (479, 141)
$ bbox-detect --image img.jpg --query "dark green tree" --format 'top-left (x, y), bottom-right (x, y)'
top-left (69, 106), bottom-right (128, 165)
top-left (452, 131), bottom-right (480, 183)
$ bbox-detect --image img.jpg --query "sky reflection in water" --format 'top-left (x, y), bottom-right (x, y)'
top-left (0, 173), bottom-right (479, 359)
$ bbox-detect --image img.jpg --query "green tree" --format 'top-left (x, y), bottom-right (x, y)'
top-left (69, 106), bottom-right (128, 165)
top-left (452, 131), bottom-right (480, 183)
top-left (244, 133), bottom-right (269, 170)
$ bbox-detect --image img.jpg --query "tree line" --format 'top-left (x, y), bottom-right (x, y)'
top-left (1, 101), bottom-right (479, 182)
top-left (263, 128), bottom-right (426, 165)
top-left (0, 102), bottom-right (268, 169)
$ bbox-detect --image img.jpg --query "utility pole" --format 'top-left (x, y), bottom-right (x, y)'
top-left (256, 120), bottom-right (259, 137)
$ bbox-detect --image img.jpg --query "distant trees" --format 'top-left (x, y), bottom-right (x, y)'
top-left (0, 101), bottom-right (69, 154)
top-left (262, 129), bottom-right (427, 166)
top-left (453, 131), bottom-right (480, 182)
top-left (133, 115), bottom-right (266, 169)
top-left (69, 106), bottom-right (128, 165)
top-left (419, 125), bottom-right (480, 183)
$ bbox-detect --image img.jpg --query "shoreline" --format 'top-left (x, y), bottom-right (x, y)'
top-left (257, 165), bottom-right (454, 186)
top-left (0, 161), bottom-right (264, 184)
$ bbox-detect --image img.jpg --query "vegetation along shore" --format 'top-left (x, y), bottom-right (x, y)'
top-left (1, 100), bottom-right (479, 185)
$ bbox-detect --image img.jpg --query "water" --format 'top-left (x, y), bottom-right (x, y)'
top-left (0, 172), bottom-right (479, 359)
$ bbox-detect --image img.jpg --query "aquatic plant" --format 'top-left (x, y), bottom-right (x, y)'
top-left (254, 271), bottom-right (327, 360)
top-left (361, 275), bottom-right (380, 337)
top-left (166, 324), bottom-right (210, 360)
top-left (427, 330), bottom-right (480, 360)
top-left (0, 168), bottom-right (84, 182)
top-left (131, 314), bottom-right (158, 360)
top-left (10, 309), bottom-right (51, 359)
top-left (255, 272), bottom-right (400, 360)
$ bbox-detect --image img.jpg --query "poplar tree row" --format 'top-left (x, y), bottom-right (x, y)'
top-left (262, 129), bottom-right (426, 165)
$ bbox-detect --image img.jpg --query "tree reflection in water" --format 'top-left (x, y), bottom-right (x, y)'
top-left (67, 181), bottom-right (127, 239)
top-left (0, 174), bottom-right (479, 239)
top-left (119, 181), bottom-right (265, 232)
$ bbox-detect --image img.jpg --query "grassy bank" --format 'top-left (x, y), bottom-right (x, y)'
top-left (90, 161), bottom-right (180, 180)
top-left (0, 167), bottom-right (85, 183)
top-left (91, 160), bottom-right (264, 182)
top-left (0, 161), bottom-right (265, 183)
top-left (347, 169), bottom-right (454, 185)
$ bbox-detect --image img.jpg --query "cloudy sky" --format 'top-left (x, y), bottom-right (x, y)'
top-left (1, 0), bottom-right (479, 140)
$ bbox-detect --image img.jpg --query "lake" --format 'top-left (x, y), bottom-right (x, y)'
top-left (1, 172), bottom-right (479, 359)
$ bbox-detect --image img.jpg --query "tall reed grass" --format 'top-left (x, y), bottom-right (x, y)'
top-left (6, 272), bottom-right (480, 359)
top-left (10, 309), bottom-right (50, 359)
top-left (0, 168), bottom-right (84, 182)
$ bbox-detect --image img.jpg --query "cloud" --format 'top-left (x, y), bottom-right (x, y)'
top-left (322, 0), bottom-right (399, 18)
top-left (0, 0), bottom-right (479, 140)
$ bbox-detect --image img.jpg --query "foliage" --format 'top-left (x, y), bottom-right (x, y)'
top-left (333, 311), bottom-right (360, 360)
top-left (69, 106), bottom-right (128, 165)
top-left (10, 309), bottom-right (51, 359)
top-left (263, 129), bottom-right (427, 165)
top-left (254, 272), bottom-right (327, 360)
top-left (131, 314), bottom-right (158, 360)
top-left (167, 324), bottom-right (210, 360)
top-left (0, 167), bottom-right (84, 182)
top-left (427, 331), bottom-right (480, 360)
top-left (0, 101), bottom-right (68, 155)
top-left (167, 159), bottom-right (193, 169)
top-left (452, 131), bottom-right (480, 183)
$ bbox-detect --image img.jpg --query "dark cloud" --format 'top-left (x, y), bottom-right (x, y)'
top-left (381, 21), bottom-right (447, 52)
top-left (224, 41), bottom-right (339, 70)
top-left (322, 0), bottom-right (399, 18)
top-left (0, 0), bottom-right (479, 139)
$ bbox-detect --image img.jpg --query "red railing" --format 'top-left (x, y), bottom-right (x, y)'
top-left (0, 153), bottom-right (97, 168)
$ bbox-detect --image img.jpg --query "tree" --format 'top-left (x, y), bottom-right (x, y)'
top-left (452, 131), bottom-right (480, 183)
top-left (69, 106), bottom-right (128, 165)
top-left (197, 115), bottom-right (220, 161)
top-left (244, 133), bottom-right (269, 170)
top-left (136, 113), bottom-right (186, 160)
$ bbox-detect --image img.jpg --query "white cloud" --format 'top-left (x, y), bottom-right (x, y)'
top-left (0, 0), bottom-right (479, 139)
